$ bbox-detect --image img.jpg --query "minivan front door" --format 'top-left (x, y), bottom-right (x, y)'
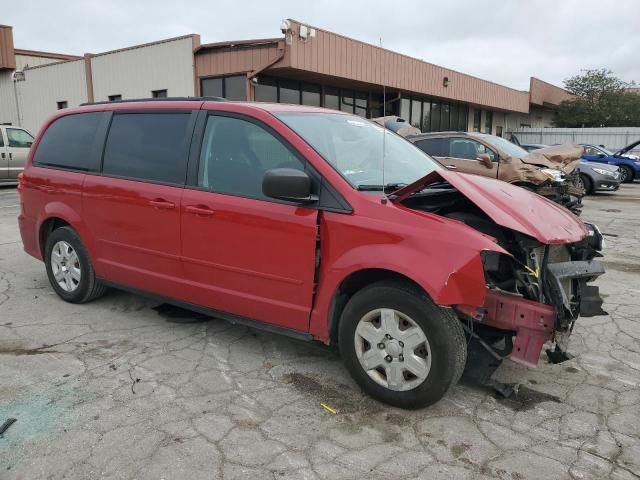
top-left (5, 127), bottom-right (34, 179)
top-left (180, 114), bottom-right (318, 331)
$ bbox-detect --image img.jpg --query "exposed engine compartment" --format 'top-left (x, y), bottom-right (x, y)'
top-left (402, 180), bottom-right (606, 369)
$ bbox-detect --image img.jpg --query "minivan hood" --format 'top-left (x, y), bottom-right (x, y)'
top-left (392, 170), bottom-right (587, 244)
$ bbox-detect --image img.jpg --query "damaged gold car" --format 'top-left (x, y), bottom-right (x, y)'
top-left (404, 131), bottom-right (585, 215)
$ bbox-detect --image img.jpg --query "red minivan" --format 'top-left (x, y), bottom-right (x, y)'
top-left (18, 99), bottom-right (606, 408)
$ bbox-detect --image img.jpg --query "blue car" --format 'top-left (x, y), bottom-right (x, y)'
top-left (581, 140), bottom-right (640, 183)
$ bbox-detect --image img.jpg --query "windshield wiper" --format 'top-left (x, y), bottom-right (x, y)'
top-left (357, 183), bottom-right (407, 192)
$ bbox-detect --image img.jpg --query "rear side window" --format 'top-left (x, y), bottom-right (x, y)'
top-left (102, 113), bottom-right (191, 184)
top-left (414, 138), bottom-right (449, 157)
top-left (0, 130), bottom-right (4, 147)
top-left (33, 113), bottom-right (102, 170)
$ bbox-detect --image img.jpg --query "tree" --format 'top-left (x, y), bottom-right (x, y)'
top-left (554, 69), bottom-right (639, 127)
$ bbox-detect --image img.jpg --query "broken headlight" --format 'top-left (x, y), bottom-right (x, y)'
top-left (540, 168), bottom-right (565, 182)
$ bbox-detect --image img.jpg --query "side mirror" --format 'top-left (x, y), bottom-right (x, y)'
top-left (597, 153), bottom-right (606, 158)
top-left (477, 153), bottom-right (493, 168)
top-left (262, 168), bottom-right (317, 203)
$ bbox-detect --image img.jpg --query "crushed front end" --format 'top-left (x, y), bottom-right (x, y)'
top-left (536, 170), bottom-right (585, 216)
top-left (395, 170), bottom-right (607, 383)
top-left (458, 222), bottom-right (606, 369)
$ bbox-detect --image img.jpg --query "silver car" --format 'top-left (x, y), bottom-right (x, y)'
top-left (521, 144), bottom-right (621, 194)
top-left (0, 125), bottom-right (34, 184)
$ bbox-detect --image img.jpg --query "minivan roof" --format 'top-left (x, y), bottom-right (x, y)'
top-left (77, 98), bottom-right (349, 115)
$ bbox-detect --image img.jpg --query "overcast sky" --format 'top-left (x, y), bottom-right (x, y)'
top-left (5, 0), bottom-right (639, 91)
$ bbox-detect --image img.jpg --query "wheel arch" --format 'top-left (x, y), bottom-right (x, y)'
top-left (326, 268), bottom-right (427, 346)
top-left (39, 217), bottom-right (71, 259)
top-left (36, 202), bottom-right (102, 275)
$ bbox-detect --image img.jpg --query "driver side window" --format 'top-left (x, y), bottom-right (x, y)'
top-left (448, 138), bottom-right (496, 161)
top-left (198, 115), bottom-right (305, 200)
top-left (7, 128), bottom-right (34, 148)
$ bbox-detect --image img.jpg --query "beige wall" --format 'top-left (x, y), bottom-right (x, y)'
top-left (15, 54), bottom-right (62, 71)
top-left (0, 71), bottom-right (19, 125)
top-left (16, 59), bottom-right (88, 133)
top-left (91, 37), bottom-right (195, 101)
top-left (504, 106), bottom-right (556, 133)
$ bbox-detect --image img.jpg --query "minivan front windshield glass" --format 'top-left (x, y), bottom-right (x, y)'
top-left (275, 112), bottom-right (442, 188)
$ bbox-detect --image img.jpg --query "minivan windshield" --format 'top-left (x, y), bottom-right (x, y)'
top-left (479, 134), bottom-right (530, 158)
top-left (276, 112), bottom-right (442, 188)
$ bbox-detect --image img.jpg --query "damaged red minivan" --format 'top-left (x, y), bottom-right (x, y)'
top-left (18, 99), bottom-right (606, 408)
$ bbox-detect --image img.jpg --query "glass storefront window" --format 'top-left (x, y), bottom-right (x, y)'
top-left (473, 109), bottom-right (481, 132)
top-left (301, 83), bottom-right (321, 106)
top-left (422, 102), bottom-right (431, 132)
top-left (458, 105), bottom-right (468, 131)
top-left (485, 111), bottom-right (493, 134)
top-left (441, 103), bottom-right (450, 131)
top-left (400, 97), bottom-right (411, 120)
top-left (224, 76), bottom-right (247, 101)
top-left (279, 79), bottom-right (300, 104)
top-left (410, 98), bottom-right (422, 130)
top-left (324, 87), bottom-right (340, 110)
top-left (431, 102), bottom-right (441, 132)
top-left (341, 90), bottom-right (355, 113)
top-left (254, 77), bottom-right (278, 102)
top-left (369, 93), bottom-right (384, 118)
top-left (449, 104), bottom-right (458, 131)
top-left (355, 91), bottom-right (368, 117)
top-left (201, 77), bottom-right (223, 98)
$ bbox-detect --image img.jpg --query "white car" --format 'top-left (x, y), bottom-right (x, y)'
top-left (0, 125), bottom-right (34, 184)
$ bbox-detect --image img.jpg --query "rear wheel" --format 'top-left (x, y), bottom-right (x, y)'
top-left (619, 165), bottom-right (633, 183)
top-left (338, 280), bottom-right (466, 409)
top-left (579, 173), bottom-right (593, 194)
top-left (45, 226), bottom-right (107, 303)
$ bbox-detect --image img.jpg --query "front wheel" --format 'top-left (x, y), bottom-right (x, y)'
top-left (338, 281), bottom-right (466, 409)
top-left (579, 174), bottom-right (593, 195)
top-left (619, 165), bottom-right (633, 183)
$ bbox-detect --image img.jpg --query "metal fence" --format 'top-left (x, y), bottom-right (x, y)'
top-left (507, 127), bottom-right (640, 154)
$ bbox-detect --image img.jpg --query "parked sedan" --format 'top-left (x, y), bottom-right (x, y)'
top-left (581, 140), bottom-right (640, 183)
top-left (522, 144), bottom-right (621, 194)
top-left (407, 133), bottom-right (585, 214)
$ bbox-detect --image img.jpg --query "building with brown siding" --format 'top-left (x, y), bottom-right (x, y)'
top-left (1, 19), bottom-right (571, 136)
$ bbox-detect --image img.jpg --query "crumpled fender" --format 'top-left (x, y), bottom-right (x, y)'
top-left (309, 209), bottom-right (510, 342)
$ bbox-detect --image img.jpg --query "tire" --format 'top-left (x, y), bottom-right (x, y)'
top-left (619, 165), bottom-right (633, 183)
top-left (44, 226), bottom-right (107, 303)
top-left (579, 173), bottom-right (593, 195)
top-left (338, 280), bottom-right (466, 409)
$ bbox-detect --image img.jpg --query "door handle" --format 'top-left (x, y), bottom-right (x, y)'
top-left (149, 199), bottom-right (175, 210)
top-left (446, 165), bottom-right (457, 170)
top-left (8, 153), bottom-right (12, 160)
top-left (185, 205), bottom-right (215, 216)
top-left (0, 153), bottom-right (4, 159)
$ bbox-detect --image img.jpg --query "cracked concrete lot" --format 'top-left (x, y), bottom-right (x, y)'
top-left (1, 184), bottom-right (639, 480)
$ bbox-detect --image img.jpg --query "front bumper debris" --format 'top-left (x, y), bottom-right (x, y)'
top-left (546, 259), bottom-right (606, 318)
top-left (457, 258), bottom-right (605, 368)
